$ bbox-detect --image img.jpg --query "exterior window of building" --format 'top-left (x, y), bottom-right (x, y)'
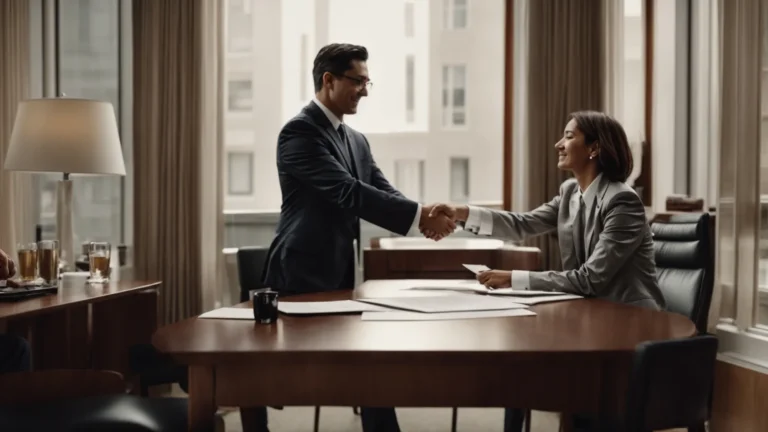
top-left (405, 1), bottom-right (415, 37)
top-left (444, 0), bottom-right (468, 30)
top-left (442, 65), bottom-right (467, 127)
top-left (406, 55), bottom-right (415, 123)
top-left (394, 159), bottom-right (425, 202)
top-left (450, 157), bottom-right (470, 202)
top-left (228, 79), bottom-right (253, 112)
top-left (227, 0), bottom-right (253, 53)
top-left (228, 152), bottom-right (254, 195)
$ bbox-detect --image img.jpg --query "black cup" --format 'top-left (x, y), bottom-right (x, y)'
top-left (253, 289), bottom-right (279, 324)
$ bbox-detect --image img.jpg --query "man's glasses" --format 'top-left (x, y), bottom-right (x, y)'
top-left (340, 75), bottom-right (373, 90)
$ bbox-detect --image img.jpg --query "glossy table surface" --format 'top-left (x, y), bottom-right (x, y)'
top-left (0, 280), bottom-right (161, 320)
top-left (153, 279), bottom-right (696, 361)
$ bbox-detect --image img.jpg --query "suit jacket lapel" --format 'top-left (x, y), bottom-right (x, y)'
top-left (585, 175), bottom-right (611, 255)
top-left (305, 103), bottom-right (355, 174)
top-left (345, 130), bottom-right (360, 179)
top-left (571, 193), bottom-right (586, 265)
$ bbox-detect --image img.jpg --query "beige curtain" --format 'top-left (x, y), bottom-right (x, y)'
top-left (0, 1), bottom-right (32, 254)
top-left (715, 0), bottom-right (763, 329)
top-left (525, 0), bottom-right (604, 270)
top-left (133, 0), bottom-right (222, 324)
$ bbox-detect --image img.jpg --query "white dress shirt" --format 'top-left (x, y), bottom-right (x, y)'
top-left (464, 174), bottom-right (604, 289)
top-left (312, 98), bottom-right (422, 233)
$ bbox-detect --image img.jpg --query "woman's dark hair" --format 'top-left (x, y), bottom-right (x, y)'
top-left (312, 43), bottom-right (369, 93)
top-left (568, 110), bottom-right (633, 183)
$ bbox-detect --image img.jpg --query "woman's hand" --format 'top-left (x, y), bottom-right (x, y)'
top-left (477, 270), bottom-right (511, 289)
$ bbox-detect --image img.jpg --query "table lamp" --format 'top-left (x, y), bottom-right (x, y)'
top-left (3, 98), bottom-right (126, 271)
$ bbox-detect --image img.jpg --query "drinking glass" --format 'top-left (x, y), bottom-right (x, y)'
top-left (16, 242), bottom-right (38, 282)
top-left (88, 242), bottom-right (111, 283)
top-left (38, 240), bottom-right (59, 285)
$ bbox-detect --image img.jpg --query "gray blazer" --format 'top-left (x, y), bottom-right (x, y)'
top-left (477, 176), bottom-right (665, 309)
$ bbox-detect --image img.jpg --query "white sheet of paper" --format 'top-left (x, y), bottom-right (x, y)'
top-left (405, 282), bottom-right (565, 297)
top-left (463, 264), bottom-right (491, 274)
top-left (357, 295), bottom-right (527, 313)
top-left (198, 307), bottom-right (254, 320)
top-left (361, 309), bottom-right (536, 321)
top-left (511, 294), bottom-right (583, 305)
top-left (277, 300), bottom-right (392, 315)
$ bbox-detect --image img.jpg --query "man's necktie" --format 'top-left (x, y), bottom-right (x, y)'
top-left (336, 124), bottom-right (356, 176)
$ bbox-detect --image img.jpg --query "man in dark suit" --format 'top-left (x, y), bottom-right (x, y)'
top-left (249, 44), bottom-right (454, 432)
top-left (263, 43), bottom-right (454, 297)
top-left (0, 248), bottom-right (31, 374)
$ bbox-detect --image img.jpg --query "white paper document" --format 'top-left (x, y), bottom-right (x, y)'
top-left (277, 300), bottom-right (392, 315)
top-left (463, 264), bottom-right (491, 274)
top-left (199, 307), bottom-right (254, 320)
top-left (406, 281), bottom-right (565, 297)
top-left (361, 309), bottom-right (536, 321)
top-left (198, 301), bottom-right (391, 320)
top-left (510, 294), bottom-right (583, 305)
top-left (357, 295), bottom-right (527, 313)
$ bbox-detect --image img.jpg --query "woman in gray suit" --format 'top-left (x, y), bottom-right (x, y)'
top-left (429, 110), bottom-right (665, 311)
top-left (428, 111), bottom-right (666, 431)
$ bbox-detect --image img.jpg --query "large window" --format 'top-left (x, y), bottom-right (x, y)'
top-left (222, 0), bottom-right (505, 236)
top-left (47, 0), bottom-right (123, 251)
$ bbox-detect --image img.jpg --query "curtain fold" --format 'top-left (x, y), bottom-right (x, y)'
top-left (133, 0), bottom-right (222, 324)
top-left (716, 0), bottom-right (763, 329)
top-left (199, 0), bottom-right (225, 311)
top-left (0, 0), bottom-right (31, 254)
top-left (525, 0), bottom-right (604, 270)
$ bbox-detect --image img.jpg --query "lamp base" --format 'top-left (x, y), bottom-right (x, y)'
top-left (56, 179), bottom-right (75, 272)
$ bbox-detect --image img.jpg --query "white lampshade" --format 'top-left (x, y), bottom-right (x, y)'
top-left (4, 98), bottom-right (126, 176)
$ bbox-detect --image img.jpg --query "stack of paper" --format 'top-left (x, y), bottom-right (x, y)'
top-left (356, 295), bottom-right (527, 313)
top-left (198, 300), bottom-right (390, 320)
top-left (405, 281), bottom-right (568, 297)
top-left (361, 309), bottom-right (536, 321)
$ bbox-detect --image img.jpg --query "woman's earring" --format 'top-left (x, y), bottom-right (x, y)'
top-left (589, 155), bottom-right (594, 160)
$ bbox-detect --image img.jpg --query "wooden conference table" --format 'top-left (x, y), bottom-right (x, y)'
top-left (152, 279), bottom-right (696, 431)
top-left (0, 280), bottom-right (161, 374)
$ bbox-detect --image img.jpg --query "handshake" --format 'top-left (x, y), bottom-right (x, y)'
top-left (418, 203), bottom-right (470, 241)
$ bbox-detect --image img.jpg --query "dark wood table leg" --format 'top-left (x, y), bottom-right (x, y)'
top-left (188, 365), bottom-right (215, 432)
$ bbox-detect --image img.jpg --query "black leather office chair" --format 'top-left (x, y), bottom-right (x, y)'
top-left (651, 213), bottom-right (714, 333)
top-left (236, 246), bottom-right (270, 302)
top-left (623, 335), bottom-right (717, 432)
top-left (0, 370), bottom-right (197, 432)
top-left (235, 246), bottom-right (361, 431)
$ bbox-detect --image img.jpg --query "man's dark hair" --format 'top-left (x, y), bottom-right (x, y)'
top-left (312, 43), bottom-right (368, 93)
top-left (568, 110), bottom-right (634, 183)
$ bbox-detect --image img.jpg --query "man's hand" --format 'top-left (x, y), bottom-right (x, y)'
top-left (477, 270), bottom-right (511, 289)
top-left (420, 203), bottom-right (470, 240)
top-left (419, 204), bottom-right (456, 241)
top-left (0, 248), bottom-right (16, 280)
top-left (428, 203), bottom-right (469, 222)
